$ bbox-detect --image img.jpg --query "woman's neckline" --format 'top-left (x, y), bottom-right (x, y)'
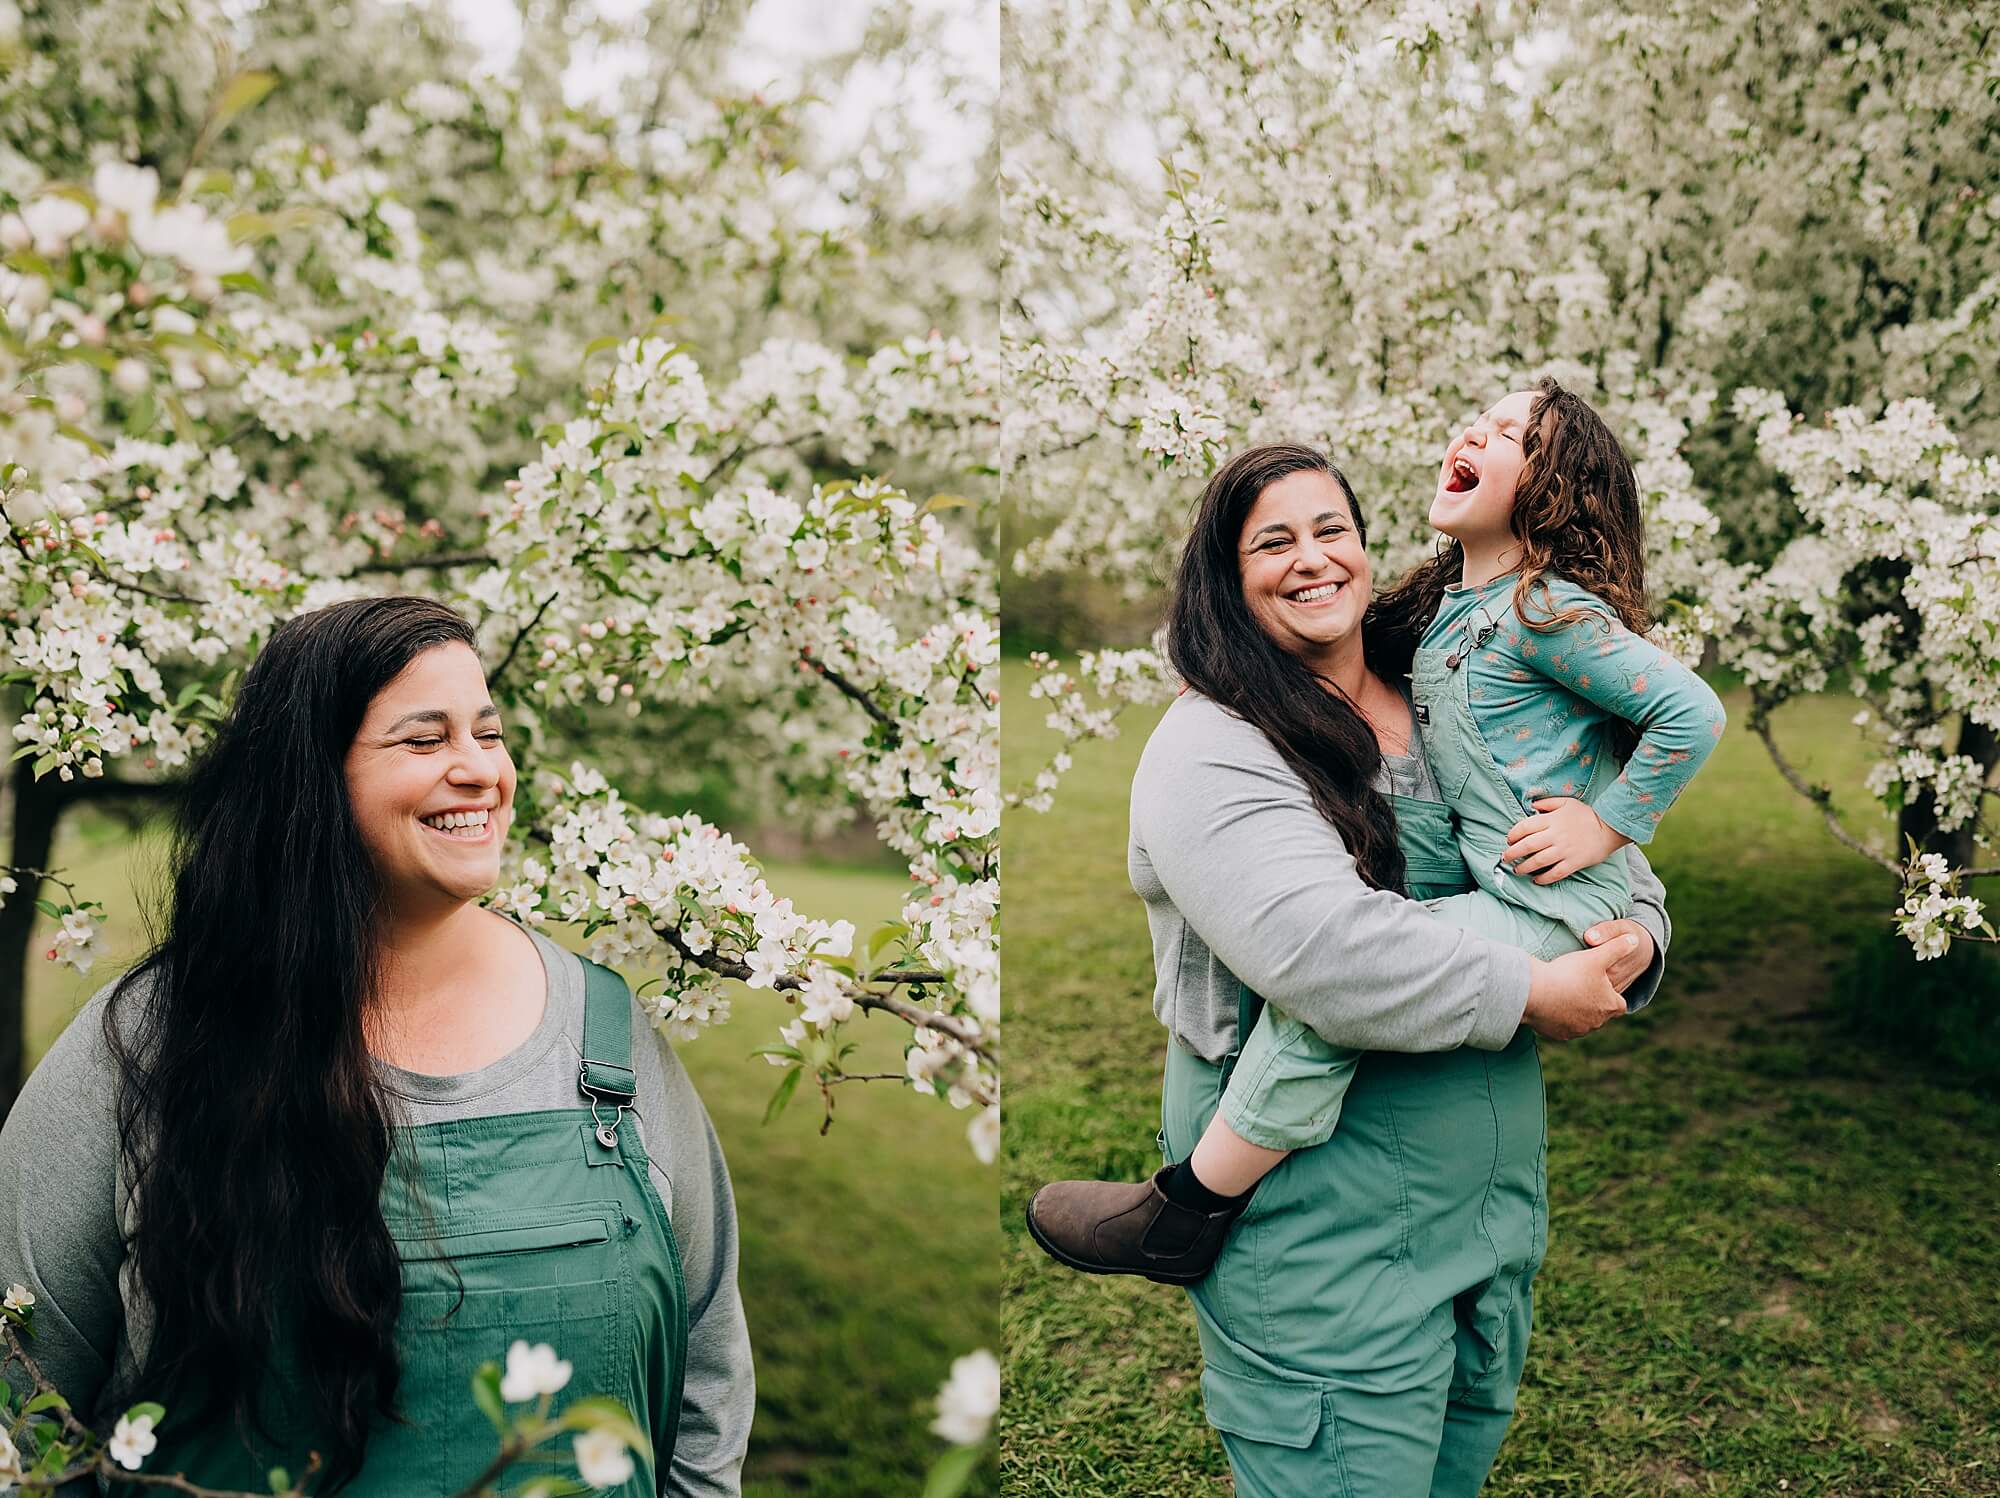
top-left (371, 918), bottom-right (566, 1103)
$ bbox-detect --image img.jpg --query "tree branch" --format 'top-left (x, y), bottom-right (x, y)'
top-left (800, 656), bottom-right (897, 736)
top-left (489, 590), bottom-right (561, 690)
top-left (352, 550), bottom-right (491, 573)
top-left (1751, 711), bottom-right (1901, 875)
top-left (2, 1313), bottom-right (96, 1448)
top-left (651, 922), bottom-right (992, 1061)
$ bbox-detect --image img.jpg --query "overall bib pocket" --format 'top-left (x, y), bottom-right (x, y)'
top-left (391, 1201), bottom-right (628, 1490)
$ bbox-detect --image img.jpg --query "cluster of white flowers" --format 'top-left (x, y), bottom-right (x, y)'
top-left (1896, 853), bottom-right (1993, 962)
top-left (1006, 649), bottom-right (1181, 810)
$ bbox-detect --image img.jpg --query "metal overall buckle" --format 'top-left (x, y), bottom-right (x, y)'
top-left (579, 1062), bottom-right (631, 1148)
top-left (1445, 605), bottom-right (1501, 671)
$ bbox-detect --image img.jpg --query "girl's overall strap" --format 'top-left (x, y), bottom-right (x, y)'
top-left (577, 956), bottom-right (636, 1146)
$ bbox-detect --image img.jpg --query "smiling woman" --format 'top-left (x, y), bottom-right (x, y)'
top-left (0, 596), bottom-right (752, 1496)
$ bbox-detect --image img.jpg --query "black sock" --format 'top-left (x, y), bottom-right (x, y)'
top-left (1164, 1157), bottom-right (1249, 1214)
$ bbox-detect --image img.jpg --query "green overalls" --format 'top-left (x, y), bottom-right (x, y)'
top-left (1220, 631), bottom-right (1630, 1155)
top-left (1162, 792), bottom-right (1548, 1497)
top-left (146, 959), bottom-right (689, 1494)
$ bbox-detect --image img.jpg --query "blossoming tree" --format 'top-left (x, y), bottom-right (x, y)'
top-left (1003, 0), bottom-right (1999, 956)
top-left (0, 0), bottom-right (1000, 1145)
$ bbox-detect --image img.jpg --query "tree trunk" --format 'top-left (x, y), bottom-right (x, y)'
top-left (0, 758), bottom-right (64, 1124)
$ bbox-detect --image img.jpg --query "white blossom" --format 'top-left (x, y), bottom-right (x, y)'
top-left (499, 1340), bottom-right (572, 1402)
top-left (573, 1427), bottom-right (636, 1486)
top-left (108, 1412), bottom-right (158, 1471)
top-left (930, 1348), bottom-right (1000, 1445)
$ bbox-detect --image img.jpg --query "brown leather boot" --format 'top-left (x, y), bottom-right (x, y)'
top-left (1024, 1167), bottom-right (1240, 1284)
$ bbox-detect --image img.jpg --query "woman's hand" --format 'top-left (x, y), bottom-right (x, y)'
top-left (1501, 796), bottom-right (1631, 884)
top-left (1582, 918), bottom-right (1655, 991)
top-left (1521, 939), bottom-right (1633, 1041)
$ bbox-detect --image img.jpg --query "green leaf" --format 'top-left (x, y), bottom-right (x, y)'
top-left (210, 70), bottom-right (279, 133)
top-left (123, 1400), bottom-right (166, 1424)
top-left (123, 387), bottom-right (157, 438)
top-left (33, 899), bottom-right (60, 920)
top-left (268, 1466), bottom-right (291, 1494)
top-left (554, 1395), bottom-right (653, 1463)
top-left (921, 1441), bottom-right (987, 1498)
top-left (225, 210), bottom-right (274, 244)
top-left (471, 1361), bottom-right (506, 1434)
top-left (762, 1065), bottom-right (803, 1125)
top-left (745, 1044), bottom-right (802, 1062)
top-left (22, 1390), bottom-right (68, 1416)
top-left (507, 543), bottom-right (549, 586)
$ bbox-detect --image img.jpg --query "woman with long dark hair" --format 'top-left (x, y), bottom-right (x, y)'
top-left (1026, 441), bottom-right (1677, 1493)
top-left (0, 596), bottom-right (751, 1495)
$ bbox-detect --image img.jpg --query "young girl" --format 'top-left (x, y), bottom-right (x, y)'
top-left (1028, 378), bottom-right (1726, 1281)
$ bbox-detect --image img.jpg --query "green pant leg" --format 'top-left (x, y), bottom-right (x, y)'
top-left (1424, 886), bottom-right (1582, 961)
top-left (1430, 1278), bottom-right (1534, 1498)
top-left (1219, 1002), bottom-right (1362, 1152)
top-left (1214, 1376), bottom-right (1460, 1497)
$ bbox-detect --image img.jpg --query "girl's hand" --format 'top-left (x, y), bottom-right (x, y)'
top-left (1501, 796), bottom-right (1631, 884)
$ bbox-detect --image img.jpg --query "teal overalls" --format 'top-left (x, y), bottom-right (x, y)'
top-left (1162, 792), bottom-right (1549, 1497)
top-left (1220, 627), bottom-right (1630, 1154)
top-left (147, 960), bottom-right (689, 1493)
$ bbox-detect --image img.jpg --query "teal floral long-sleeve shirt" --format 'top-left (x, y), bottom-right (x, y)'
top-left (1421, 572), bottom-right (1727, 845)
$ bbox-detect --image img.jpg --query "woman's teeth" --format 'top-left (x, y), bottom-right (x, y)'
top-left (1290, 582), bottom-right (1343, 604)
top-left (420, 809), bottom-right (490, 837)
top-left (1446, 456), bottom-right (1479, 493)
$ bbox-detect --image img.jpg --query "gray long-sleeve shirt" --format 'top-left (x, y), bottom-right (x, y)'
top-left (1131, 692), bottom-right (1672, 1063)
top-left (0, 925), bottom-right (752, 1497)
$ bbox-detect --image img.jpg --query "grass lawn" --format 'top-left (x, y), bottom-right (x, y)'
top-left (1001, 658), bottom-right (2000, 1496)
top-left (21, 818), bottom-right (999, 1498)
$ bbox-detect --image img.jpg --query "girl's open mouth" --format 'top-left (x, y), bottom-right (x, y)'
top-left (1444, 455), bottom-right (1479, 493)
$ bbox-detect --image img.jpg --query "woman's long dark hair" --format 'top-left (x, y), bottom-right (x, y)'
top-left (1166, 443), bottom-right (1407, 894)
top-left (104, 595), bottom-right (480, 1485)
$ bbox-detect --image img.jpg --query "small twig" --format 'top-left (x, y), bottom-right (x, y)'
top-left (104, 1457), bottom-right (318, 1497)
top-left (1, 1315), bottom-right (96, 1448)
top-left (438, 1430), bottom-right (532, 1498)
top-left (489, 590), bottom-right (561, 690)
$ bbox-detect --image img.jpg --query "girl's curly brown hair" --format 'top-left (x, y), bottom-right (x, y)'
top-left (1365, 377), bottom-right (1650, 684)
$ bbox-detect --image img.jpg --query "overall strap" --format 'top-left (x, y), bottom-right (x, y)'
top-left (577, 957), bottom-right (636, 1147)
top-left (1219, 981), bottom-right (1266, 1092)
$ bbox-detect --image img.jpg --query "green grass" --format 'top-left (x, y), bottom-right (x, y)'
top-left (1001, 658), bottom-right (2000, 1496)
top-left (22, 819), bottom-right (999, 1498)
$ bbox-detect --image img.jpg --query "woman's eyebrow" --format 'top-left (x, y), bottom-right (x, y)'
top-left (1246, 511), bottom-right (1343, 544)
top-left (385, 705), bottom-right (501, 732)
